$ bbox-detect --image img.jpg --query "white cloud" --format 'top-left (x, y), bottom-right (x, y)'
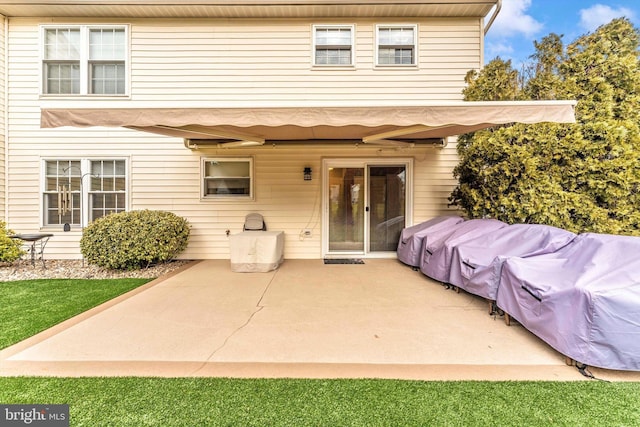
top-left (488, 0), bottom-right (543, 38)
top-left (579, 4), bottom-right (636, 32)
top-left (485, 41), bottom-right (514, 60)
top-left (484, 0), bottom-right (542, 65)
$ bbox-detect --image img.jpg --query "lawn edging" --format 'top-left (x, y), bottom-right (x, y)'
top-left (0, 261), bottom-right (199, 360)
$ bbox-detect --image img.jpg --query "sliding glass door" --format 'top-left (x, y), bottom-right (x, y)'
top-left (327, 166), bottom-right (365, 252)
top-left (368, 165), bottom-right (407, 252)
top-left (324, 159), bottom-right (411, 257)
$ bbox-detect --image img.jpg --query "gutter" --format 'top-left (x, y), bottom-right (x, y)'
top-left (484, 0), bottom-right (502, 35)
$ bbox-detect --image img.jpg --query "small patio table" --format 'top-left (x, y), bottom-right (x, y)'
top-left (9, 233), bottom-right (54, 268)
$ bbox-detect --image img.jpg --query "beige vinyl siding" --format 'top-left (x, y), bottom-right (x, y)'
top-left (7, 138), bottom-right (462, 260)
top-left (5, 17), bottom-right (474, 259)
top-left (0, 16), bottom-right (5, 220)
top-left (128, 17), bottom-right (480, 103)
top-left (12, 16), bottom-right (482, 103)
top-left (413, 139), bottom-right (462, 220)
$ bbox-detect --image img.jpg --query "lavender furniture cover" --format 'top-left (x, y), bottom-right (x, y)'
top-left (420, 218), bottom-right (507, 283)
top-left (497, 233), bottom-right (640, 371)
top-left (448, 224), bottom-right (577, 298)
top-left (397, 216), bottom-right (464, 267)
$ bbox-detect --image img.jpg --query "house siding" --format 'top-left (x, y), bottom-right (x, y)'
top-left (127, 18), bottom-right (479, 103)
top-left (5, 16), bottom-right (476, 259)
top-left (0, 15), bottom-right (5, 221)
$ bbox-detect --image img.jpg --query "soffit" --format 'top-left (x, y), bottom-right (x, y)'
top-left (0, 1), bottom-right (498, 19)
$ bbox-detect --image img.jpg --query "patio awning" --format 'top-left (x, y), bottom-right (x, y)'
top-left (40, 101), bottom-right (576, 148)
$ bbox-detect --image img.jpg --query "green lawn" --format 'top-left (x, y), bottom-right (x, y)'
top-left (0, 278), bottom-right (150, 349)
top-left (1, 278), bottom-right (640, 426)
top-left (1, 377), bottom-right (640, 426)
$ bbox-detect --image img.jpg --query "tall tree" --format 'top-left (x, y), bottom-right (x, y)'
top-left (450, 18), bottom-right (640, 235)
top-left (524, 33), bottom-right (565, 100)
top-left (462, 57), bottom-right (522, 101)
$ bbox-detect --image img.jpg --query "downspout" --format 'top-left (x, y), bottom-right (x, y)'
top-left (484, 0), bottom-right (502, 35)
top-left (2, 15), bottom-right (7, 223)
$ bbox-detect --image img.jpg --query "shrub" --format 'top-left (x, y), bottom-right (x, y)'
top-left (451, 19), bottom-right (640, 235)
top-left (0, 220), bottom-right (24, 263)
top-left (80, 210), bottom-right (190, 270)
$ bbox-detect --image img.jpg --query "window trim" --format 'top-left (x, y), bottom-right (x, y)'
top-left (375, 24), bottom-right (418, 68)
top-left (312, 24), bottom-right (356, 68)
top-left (201, 157), bottom-right (255, 201)
top-left (87, 159), bottom-right (128, 222)
top-left (41, 158), bottom-right (129, 230)
top-left (40, 24), bottom-right (130, 97)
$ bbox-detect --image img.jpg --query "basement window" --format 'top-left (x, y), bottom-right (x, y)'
top-left (202, 157), bottom-right (254, 200)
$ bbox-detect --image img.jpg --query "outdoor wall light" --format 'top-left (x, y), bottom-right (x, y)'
top-left (303, 167), bottom-right (312, 181)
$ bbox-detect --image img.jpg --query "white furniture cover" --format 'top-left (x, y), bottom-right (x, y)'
top-left (229, 231), bottom-right (284, 272)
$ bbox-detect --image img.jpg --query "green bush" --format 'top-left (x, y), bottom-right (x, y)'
top-left (80, 210), bottom-right (190, 270)
top-left (450, 19), bottom-right (640, 235)
top-left (0, 220), bottom-right (24, 263)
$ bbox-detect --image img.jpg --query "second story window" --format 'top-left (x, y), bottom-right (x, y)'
top-left (376, 25), bottom-right (417, 66)
top-left (42, 25), bottom-right (128, 96)
top-left (313, 25), bottom-right (354, 66)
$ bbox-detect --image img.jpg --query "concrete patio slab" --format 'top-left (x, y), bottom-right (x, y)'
top-left (2, 259), bottom-right (639, 381)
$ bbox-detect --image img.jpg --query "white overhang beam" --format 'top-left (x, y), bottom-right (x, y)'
top-left (363, 124), bottom-right (449, 146)
top-left (149, 124), bottom-right (265, 149)
top-left (160, 124), bottom-right (264, 143)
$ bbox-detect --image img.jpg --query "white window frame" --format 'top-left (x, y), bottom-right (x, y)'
top-left (41, 158), bottom-right (129, 229)
top-left (321, 157), bottom-right (414, 258)
top-left (88, 159), bottom-right (128, 222)
top-left (201, 157), bottom-right (255, 201)
top-left (312, 24), bottom-right (355, 67)
top-left (40, 24), bottom-right (130, 96)
top-left (375, 24), bottom-right (418, 67)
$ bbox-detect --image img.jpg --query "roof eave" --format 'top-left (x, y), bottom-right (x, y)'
top-left (0, 0), bottom-right (499, 19)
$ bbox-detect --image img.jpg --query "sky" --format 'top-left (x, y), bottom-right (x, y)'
top-left (485, 0), bottom-right (640, 66)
